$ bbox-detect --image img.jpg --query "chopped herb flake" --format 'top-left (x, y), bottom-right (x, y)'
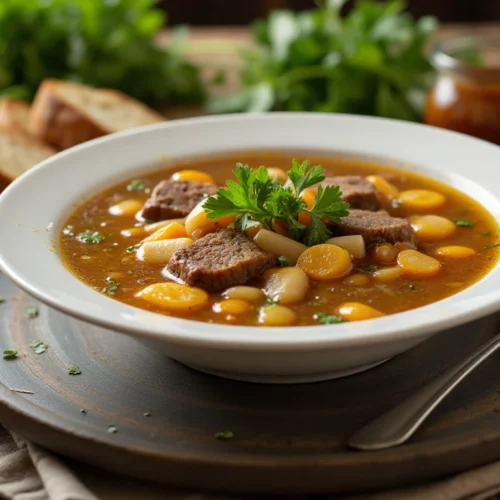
top-left (357, 264), bottom-right (378, 273)
top-left (68, 365), bottom-right (82, 375)
top-left (483, 231), bottom-right (492, 237)
top-left (103, 278), bottom-right (120, 295)
top-left (494, 243), bottom-right (500, 248)
top-left (63, 225), bottom-right (74, 236)
top-left (29, 340), bottom-right (48, 354)
top-left (108, 424), bottom-right (117, 434)
top-left (452, 219), bottom-right (475, 227)
top-left (0, 297), bottom-right (5, 303)
top-left (3, 349), bottom-right (18, 360)
top-left (80, 409), bottom-right (87, 415)
top-left (215, 430), bottom-right (233, 441)
top-left (316, 313), bottom-right (344, 324)
top-left (143, 412), bottom-right (151, 417)
top-left (126, 244), bottom-right (140, 253)
top-left (26, 306), bottom-right (39, 319)
top-left (266, 298), bottom-right (278, 306)
top-left (277, 256), bottom-right (290, 267)
top-left (77, 230), bottom-right (105, 245)
top-left (127, 179), bottom-right (146, 191)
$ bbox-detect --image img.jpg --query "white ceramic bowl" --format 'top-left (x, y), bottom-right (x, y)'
top-left (1, 113), bottom-right (500, 384)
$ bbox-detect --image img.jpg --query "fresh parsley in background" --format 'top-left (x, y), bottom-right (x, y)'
top-left (0, 0), bottom-right (205, 106)
top-left (209, 0), bottom-right (438, 121)
top-left (203, 159), bottom-right (350, 246)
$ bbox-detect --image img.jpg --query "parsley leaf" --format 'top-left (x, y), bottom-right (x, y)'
top-left (316, 313), bottom-right (345, 325)
top-left (3, 349), bottom-right (18, 360)
top-left (215, 430), bottom-right (234, 441)
top-left (103, 278), bottom-right (120, 295)
top-left (127, 179), bottom-right (146, 192)
top-left (203, 160), bottom-right (349, 245)
top-left (29, 340), bottom-right (48, 354)
top-left (25, 306), bottom-right (39, 319)
top-left (77, 231), bottom-right (105, 245)
top-left (357, 264), bottom-right (379, 273)
top-left (277, 256), bottom-right (290, 267)
top-left (452, 219), bottom-right (475, 227)
top-left (208, 1), bottom-right (437, 121)
top-left (68, 365), bottom-right (82, 375)
top-left (266, 298), bottom-right (279, 306)
top-left (0, 298), bottom-right (5, 304)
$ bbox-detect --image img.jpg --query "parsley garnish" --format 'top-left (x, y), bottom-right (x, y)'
top-left (77, 230), bottom-right (105, 245)
top-left (80, 409), bottom-right (87, 415)
top-left (483, 231), bottom-right (492, 237)
top-left (202, 160), bottom-right (349, 246)
top-left (316, 313), bottom-right (344, 324)
top-left (26, 306), bottom-right (39, 319)
top-left (3, 349), bottom-right (18, 360)
top-left (108, 424), bottom-right (118, 434)
top-left (0, 298), bottom-right (5, 303)
top-left (277, 256), bottom-right (290, 267)
top-left (452, 219), bottom-right (475, 227)
top-left (266, 298), bottom-right (279, 306)
top-left (68, 365), bottom-right (82, 375)
top-left (127, 179), bottom-right (146, 191)
top-left (357, 264), bottom-right (378, 273)
top-left (63, 225), bottom-right (74, 236)
top-left (29, 340), bottom-right (48, 354)
top-left (103, 278), bottom-right (120, 295)
top-left (215, 430), bottom-right (234, 441)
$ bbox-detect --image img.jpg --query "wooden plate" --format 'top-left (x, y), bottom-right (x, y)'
top-left (2, 274), bottom-right (500, 494)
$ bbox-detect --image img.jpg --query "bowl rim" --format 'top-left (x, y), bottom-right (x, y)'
top-left (1, 112), bottom-right (500, 352)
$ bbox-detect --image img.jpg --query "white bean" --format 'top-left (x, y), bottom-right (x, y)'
top-left (253, 229), bottom-right (307, 264)
top-left (262, 267), bottom-right (309, 305)
top-left (223, 286), bottom-right (265, 302)
top-left (109, 199), bottom-right (143, 217)
top-left (373, 267), bottom-right (402, 282)
top-left (258, 305), bottom-right (297, 326)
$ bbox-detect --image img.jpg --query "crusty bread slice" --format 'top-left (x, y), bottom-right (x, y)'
top-left (0, 127), bottom-right (56, 190)
top-left (0, 98), bottom-right (32, 136)
top-left (30, 79), bottom-right (165, 150)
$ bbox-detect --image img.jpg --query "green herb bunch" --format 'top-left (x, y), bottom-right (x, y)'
top-left (0, 0), bottom-right (205, 105)
top-left (203, 159), bottom-right (350, 246)
top-left (209, 0), bottom-right (437, 121)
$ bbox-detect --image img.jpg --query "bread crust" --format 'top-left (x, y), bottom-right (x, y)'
top-left (0, 125), bottom-right (56, 188)
top-left (30, 80), bottom-right (108, 150)
top-left (0, 98), bottom-right (31, 136)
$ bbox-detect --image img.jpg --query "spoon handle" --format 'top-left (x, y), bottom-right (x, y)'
top-left (348, 332), bottom-right (500, 451)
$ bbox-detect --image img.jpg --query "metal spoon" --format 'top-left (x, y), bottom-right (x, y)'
top-left (349, 332), bottom-right (500, 451)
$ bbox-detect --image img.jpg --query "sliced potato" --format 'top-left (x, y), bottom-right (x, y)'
top-left (253, 229), bottom-right (307, 265)
top-left (326, 235), bottom-right (365, 259)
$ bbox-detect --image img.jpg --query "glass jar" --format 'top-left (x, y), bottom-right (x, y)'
top-left (425, 33), bottom-right (500, 145)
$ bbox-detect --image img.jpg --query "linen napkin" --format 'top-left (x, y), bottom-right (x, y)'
top-left (2, 426), bottom-right (500, 500)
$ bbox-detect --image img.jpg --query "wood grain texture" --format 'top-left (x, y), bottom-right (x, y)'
top-left (2, 274), bottom-right (500, 494)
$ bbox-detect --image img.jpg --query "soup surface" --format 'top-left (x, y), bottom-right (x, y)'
top-left (59, 152), bottom-right (500, 327)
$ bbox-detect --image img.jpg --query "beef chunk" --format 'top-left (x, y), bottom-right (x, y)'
top-left (323, 176), bottom-right (381, 211)
top-left (141, 180), bottom-right (217, 221)
top-left (166, 229), bottom-right (276, 292)
top-left (331, 209), bottom-right (415, 246)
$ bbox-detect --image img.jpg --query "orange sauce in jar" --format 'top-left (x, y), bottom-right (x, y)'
top-left (424, 33), bottom-right (500, 145)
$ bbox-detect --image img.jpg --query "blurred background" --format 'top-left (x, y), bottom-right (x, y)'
top-left (159, 0), bottom-right (500, 24)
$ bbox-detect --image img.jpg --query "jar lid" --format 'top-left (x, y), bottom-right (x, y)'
top-left (430, 31), bottom-right (500, 84)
